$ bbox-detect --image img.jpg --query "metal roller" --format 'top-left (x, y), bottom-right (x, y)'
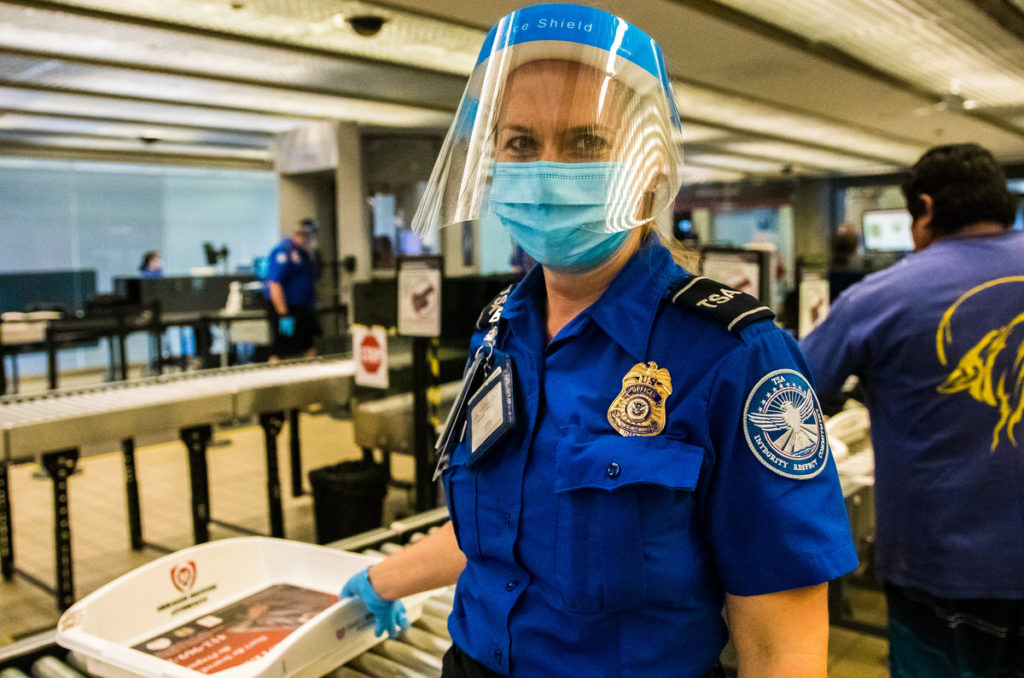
top-left (324, 667), bottom-right (372, 678)
top-left (422, 598), bottom-right (454, 620)
top-left (371, 639), bottom-right (444, 674)
top-left (0, 668), bottom-right (31, 678)
top-left (413, 615), bottom-right (451, 641)
top-left (398, 626), bottom-right (451, 657)
top-left (379, 542), bottom-right (405, 555)
top-left (59, 655), bottom-right (87, 676)
top-left (28, 656), bottom-right (85, 678)
top-left (347, 650), bottom-right (434, 678)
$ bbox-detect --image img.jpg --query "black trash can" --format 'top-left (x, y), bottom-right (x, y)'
top-left (308, 460), bottom-right (389, 544)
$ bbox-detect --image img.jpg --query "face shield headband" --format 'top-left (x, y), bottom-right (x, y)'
top-left (411, 3), bottom-right (685, 239)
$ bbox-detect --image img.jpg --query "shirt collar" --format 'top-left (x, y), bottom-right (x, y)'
top-left (500, 236), bottom-right (679, 360)
top-left (590, 236), bottom-right (677, 360)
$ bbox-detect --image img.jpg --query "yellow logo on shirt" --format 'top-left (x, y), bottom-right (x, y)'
top-left (608, 362), bottom-right (672, 436)
top-left (936, 276), bottom-right (1024, 450)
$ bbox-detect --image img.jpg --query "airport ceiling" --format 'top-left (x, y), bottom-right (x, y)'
top-left (1, 0), bottom-right (1024, 181)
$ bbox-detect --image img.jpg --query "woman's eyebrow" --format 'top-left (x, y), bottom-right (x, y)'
top-left (561, 124), bottom-right (615, 137)
top-left (498, 124), bottom-right (535, 135)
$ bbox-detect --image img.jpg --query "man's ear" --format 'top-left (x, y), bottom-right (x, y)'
top-left (918, 193), bottom-right (934, 224)
top-left (911, 193), bottom-right (935, 251)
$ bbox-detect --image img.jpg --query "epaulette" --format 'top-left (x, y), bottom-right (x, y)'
top-left (474, 284), bottom-right (516, 331)
top-left (666, 276), bottom-right (774, 334)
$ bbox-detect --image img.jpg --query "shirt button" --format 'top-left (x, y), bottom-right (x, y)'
top-left (494, 649), bottom-right (503, 664)
top-left (606, 462), bottom-right (621, 479)
top-left (505, 580), bottom-right (519, 591)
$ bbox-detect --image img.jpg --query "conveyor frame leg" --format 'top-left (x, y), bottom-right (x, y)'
top-left (412, 337), bottom-right (438, 511)
top-left (289, 408), bottom-right (303, 497)
top-left (41, 448), bottom-right (79, 611)
top-left (0, 347), bottom-right (7, 396)
top-left (181, 425), bottom-right (213, 544)
top-left (258, 412), bottom-right (286, 539)
top-left (122, 437), bottom-right (144, 551)
top-left (0, 460), bottom-right (13, 581)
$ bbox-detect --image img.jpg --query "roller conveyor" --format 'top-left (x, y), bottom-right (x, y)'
top-left (0, 359), bottom-right (354, 462)
top-left (0, 359), bottom-right (355, 611)
top-left (0, 510), bottom-right (456, 678)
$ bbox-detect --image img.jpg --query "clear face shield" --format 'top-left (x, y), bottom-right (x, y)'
top-left (411, 4), bottom-right (684, 270)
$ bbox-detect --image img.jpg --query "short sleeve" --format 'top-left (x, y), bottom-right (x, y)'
top-left (266, 246), bottom-right (288, 283)
top-left (702, 326), bottom-right (859, 596)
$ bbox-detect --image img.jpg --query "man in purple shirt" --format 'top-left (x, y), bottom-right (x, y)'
top-left (800, 143), bottom-right (1024, 678)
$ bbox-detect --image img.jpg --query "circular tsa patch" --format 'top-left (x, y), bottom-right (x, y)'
top-left (743, 369), bottom-right (828, 479)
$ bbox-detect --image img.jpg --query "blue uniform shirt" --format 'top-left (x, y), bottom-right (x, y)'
top-left (265, 237), bottom-right (316, 311)
top-left (444, 240), bottom-right (858, 677)
top-left (800, 231), bottom-right (1024, 600)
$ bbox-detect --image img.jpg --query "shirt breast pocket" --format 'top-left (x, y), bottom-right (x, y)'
top-left (554, 425), bottom-right (706, 614)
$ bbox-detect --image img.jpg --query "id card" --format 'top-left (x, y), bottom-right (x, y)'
top-left (433, 354), bottom-right (486, 481)
top-left (466, 351), bottom-right (515, 467)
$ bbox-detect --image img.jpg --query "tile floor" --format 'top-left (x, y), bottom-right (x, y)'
top-left (0, 397), bottom-right (892, 676)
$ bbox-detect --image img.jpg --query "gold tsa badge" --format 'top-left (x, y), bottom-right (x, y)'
top-left (607, 362), bottom-right (673, 436)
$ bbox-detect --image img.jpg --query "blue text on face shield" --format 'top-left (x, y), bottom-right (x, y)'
top-left (488, 161), bottom-right (632, 272)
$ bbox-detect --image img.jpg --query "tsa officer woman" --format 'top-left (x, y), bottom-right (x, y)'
top-left (341, 5), bottom-right (858, 677)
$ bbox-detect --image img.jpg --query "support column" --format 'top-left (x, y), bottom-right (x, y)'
top-left (0, 460), bottom-right (13, 581)
top-left (412, 337), bottom-right (437, 511)
top-left (792, 178), bottom-right (835, 261)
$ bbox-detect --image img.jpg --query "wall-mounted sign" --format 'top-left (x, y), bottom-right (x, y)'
top-left (397, 255), bottom-right (442, 337)
top-left (352, 324), bottom-right (388, 389)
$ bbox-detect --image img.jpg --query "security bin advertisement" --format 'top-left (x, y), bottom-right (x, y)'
top-left (55, 537), bottom-right (431, 678)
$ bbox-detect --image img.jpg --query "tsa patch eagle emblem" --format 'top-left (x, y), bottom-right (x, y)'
top-left (607, 362), bottom-right (673, 436)
top-left (744, 369), bottom-right (827, 479)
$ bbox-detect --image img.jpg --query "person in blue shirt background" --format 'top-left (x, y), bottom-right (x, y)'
top-left (800, 143), bottom-right (1024, 678)
top-left (139, 250), bottom-right (162, 278)
top-left (341, 5), bottom-right (857, 676)
top-left (265, 218), bottom-right (320, 362)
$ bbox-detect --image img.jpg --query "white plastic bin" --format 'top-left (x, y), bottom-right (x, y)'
top-left (56, 537), bottom-right (432, 678)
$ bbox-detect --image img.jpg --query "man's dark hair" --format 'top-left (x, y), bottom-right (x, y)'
top-left (901, 143), bottom-right (1018, 237)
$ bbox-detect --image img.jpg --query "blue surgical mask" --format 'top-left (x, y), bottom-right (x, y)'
top-left (487, 161), bottom-right (633, 272)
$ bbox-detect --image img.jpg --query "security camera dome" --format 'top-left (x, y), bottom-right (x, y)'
top-left (347, 15), bottom-right (386, 36)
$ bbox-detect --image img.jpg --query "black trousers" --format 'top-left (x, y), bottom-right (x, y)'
top-left (441, 644), bottom-right (727, 678)
top-left (267, 306), bottom-right (320, 357)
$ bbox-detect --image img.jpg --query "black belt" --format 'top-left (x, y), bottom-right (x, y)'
top-left (441, 644), bottom-right (727, 678)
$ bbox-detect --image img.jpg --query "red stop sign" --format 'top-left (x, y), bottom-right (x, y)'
top-left (359, 334), bottom-right (382, 374)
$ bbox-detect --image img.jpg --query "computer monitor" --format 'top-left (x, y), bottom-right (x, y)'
top-left (862, 209), bottom-right (914, 252)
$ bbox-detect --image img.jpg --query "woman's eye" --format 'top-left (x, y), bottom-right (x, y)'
top-left (503, 135), bottom-right (538, 157)
top-left (570, 133), bottom-right (610, 159)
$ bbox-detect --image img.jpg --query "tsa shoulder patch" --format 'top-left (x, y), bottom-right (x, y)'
top-left (743, 369), bottom-right (828, 479)
top-left (668, 276), bottom-right (774, 334)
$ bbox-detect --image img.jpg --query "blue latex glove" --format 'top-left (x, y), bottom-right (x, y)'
top-left (341, 567), bottom-right (408, 638)
top-left (278, 316), bottom-right (295, 337)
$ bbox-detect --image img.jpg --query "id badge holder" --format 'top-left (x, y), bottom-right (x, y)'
top-left (433, 354), bottom-right (486, 481)
top-left (466, 350), bottom-right (516, 467)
